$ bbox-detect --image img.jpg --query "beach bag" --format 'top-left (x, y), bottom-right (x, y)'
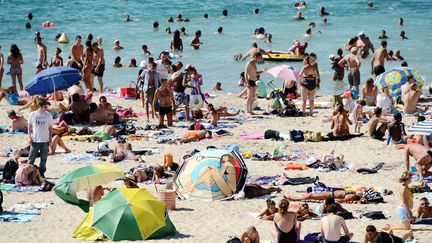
top-left (271, 97), bottom-right (282, 110)
top-left (362, 189), bottom-right (384, 203)
top-left (189, 94), bottom-right (203, 109)
top-left (304, 131), bottom-right (322, 142)
top-left (279, 104), bottom-right (300, 117)
top-left (337, 212), bottom-right (354, 219)
top-left (303, 233), bottom-right (320, 243)
top-left (264, 129), bottom-right (281, 140)
top-left (289, 130), bottom-right (304, 142)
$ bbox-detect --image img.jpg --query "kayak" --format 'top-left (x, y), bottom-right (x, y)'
top-left (263, 51), bottom-right (304, 62)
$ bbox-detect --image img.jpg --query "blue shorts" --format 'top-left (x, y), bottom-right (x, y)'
top-left (396, 206), bottom-right (409, 221)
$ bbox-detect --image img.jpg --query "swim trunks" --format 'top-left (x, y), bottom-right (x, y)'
top-left (92, 64), bottom-right (105, 77)
top-left (70, 60), bottom-right (83, 71)
top-left (373, 65), bottom-right (385, 76)
top-left (248, 80), bottom-right (257, 87)
top-left (348, 69), bottom-right (360, 86)
top-left (173, 92), bottom-right (189, 107)
top-left (145, 87), bottom-right (155, 105)
top-left (396, 206), bottom-right (409, 221)
top-left (9, 67), bottom-right (22, 74)
top-left (159, 106), bottom-right (173, 115)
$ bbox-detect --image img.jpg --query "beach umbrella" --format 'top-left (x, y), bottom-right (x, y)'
top-left (374, 67), bottom-right (424, 98)
top-left (91, 188), bottom-right (166, 241)
top-left (53, 165), bottom-right (124, 212)
top-left (407, 120), bottom-right (432, 135)
top-left (174, 149), bottom-right (248, 201)
top-left (266, 65), bottom-right (299, 81)
top-left (25, 66), bottom-right (81, 95)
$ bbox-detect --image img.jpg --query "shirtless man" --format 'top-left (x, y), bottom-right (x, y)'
top-left (356, 32), bottom-right (374, 59)
top-left (367, 107), bottom-right (389, 140)
top-left (190, 30), bottom-right (202, 50)
top-left (35, 37), bottom-right (48, 71)
top-left (241, 43), bottom-right (267, 61)
top-left (338, 47), bottom-right (361, 90)
top-left (8, 110), bottom-right (28, 132)
top-left (363, 225), bottom-right (411, 243)
top-left (320, 204), bottom-right (352, 243)
top-left (371, 40), bottom-right (389, 77)
top-left (416, 197), bottom-right (432, 220)
top-left (69, 35), bottom-right (83, 71)
top-left (153, 79), bottom-right (176, 127)
top-left (244, 52), bottom-right (263, 115)
top-left (89, 103), bottom-right (134, 125)
top-left (91, 41), bottom-right (105, 93)
top-left (331, 104), bottom-right (352, 137)
top-left (399, 143), bottom-right (432, 182)
top-left (401, 76), bottom-right (421, 114)
top-left (100, 124), bottom-right (116, 137)
top-left (110, 137), bottom-right (142, 162)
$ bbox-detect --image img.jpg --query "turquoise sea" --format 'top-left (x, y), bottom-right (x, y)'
top-left (0, 0), bottom-right (431, 94)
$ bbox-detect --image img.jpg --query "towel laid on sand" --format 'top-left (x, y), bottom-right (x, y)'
top-left (0, 213), bottom-right (35, 222)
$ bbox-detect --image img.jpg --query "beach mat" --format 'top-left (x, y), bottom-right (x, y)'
top-left (0, 213), bottom-right (35, 222)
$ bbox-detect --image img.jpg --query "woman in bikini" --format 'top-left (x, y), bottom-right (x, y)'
top-left (7, 44), bottom-right (24, 90)
top-left (299, 56), bottom-right (319, 115)
top-left (49, 48), bottom-right (63, 67)
top-left (360, 78), bottom-right (377, 106)
top-left (376, 87), bottom-right (395, 116)
top-left (286, 189), bottom-right (361, 203)
top-left (272, 198), bottom-right (301, 243)
top-left (331, 104), bottom-right (352, 137)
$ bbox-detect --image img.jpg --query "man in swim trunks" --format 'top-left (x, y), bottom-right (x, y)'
top-left (401, 75), bottom-right (421, 114)
top-left (400, 143), bottom-right (432, 182)
top-left (356, 32), bottom-right (374, 59)
top-left (338, 47), bottom-right (361, 91)
top-left (245, 52), bottom-right (264, 115)
top-left (367, 107), bottom-right (389, 140)
top-left (35, 37), bottom-right (47, 71)
top-left (8, 110), bottom-right (28, 133)
top-left (141, 62), bottom-right (160, 121)
top-left (371, 40), bottom-right (389, 77)
top-left (91, 40), bottom-right (105, 93)
top-left (153, 78), bottom-right (176, 127)
top-left (241, 43), bottom-right (267, 61)
top-left (89, 102), bottom-right (135, 125)
top-left (69, 35), bottom-right (83, 71)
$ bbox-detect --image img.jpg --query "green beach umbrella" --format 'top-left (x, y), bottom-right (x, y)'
top-left (92, 188), bottom-right (166, 241)
top-left (53, 165), bottom-right (124, 212)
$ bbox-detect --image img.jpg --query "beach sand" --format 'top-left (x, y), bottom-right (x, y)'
top-left (0, 92), bottom-right (430, 242)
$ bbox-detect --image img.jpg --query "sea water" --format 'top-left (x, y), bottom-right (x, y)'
top-left (0, 0), bottom-right (431, 94)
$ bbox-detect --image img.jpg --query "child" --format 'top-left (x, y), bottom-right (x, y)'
top-left (238, 72), bottom-right (246, 86)
top-left (387, 112), bottom-right (407, 145)
top-left (349, 99), bottom-right (367, 133)
top-left (258, 199), bottom-right (279, 220)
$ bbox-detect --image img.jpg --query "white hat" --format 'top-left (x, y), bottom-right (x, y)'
top-left (306, 157), bottom-right (318, 166)
top-left (140, 60), bottom-right (147, 68)
top-left (358, 31), bottom-right (365, 36)
top-left (328, 54), bottom-right (335, 59)
top-left (98, 142), bottom-right (110, 152)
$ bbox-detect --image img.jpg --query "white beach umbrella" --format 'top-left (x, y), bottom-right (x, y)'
top-left (407, 120), bottom-right (432, 135)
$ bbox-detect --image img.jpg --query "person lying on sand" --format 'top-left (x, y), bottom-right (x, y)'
top-left (132, 164), bottom-right (166, 183)
top-left (323, 148), bottom-right (345, 170)
top-left (100, 124), bottom-right (116, 137)
top-left (0, 86), bottom-right (28, 106)
top-left (396, 143), bottom-right (432, 182)
top-left (286, 190), bottom-right (362, 203)
top-left (415, 197), bottom-right (432, 220)
top-left (296, 203), bottom-right (318, 221)
top-left (110, 137), bottom-right (143, 163)
top-left (243, 184), bottom-right (282, 198)
top-left (258, 199), bottom-right (279, 220)
top-left (89, 102), bottom-right (136, 125)
top-left (169, 130), bottom-right (212, 144)
top-left (363, 224), bottom-right (413, 243)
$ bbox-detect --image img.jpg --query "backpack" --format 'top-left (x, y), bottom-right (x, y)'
top-left (289, 130), bottom-right (304, 142)
top-left (264, 129), bottom-right (281, 140)
top-left (361, 189), bottom-right (384, 203)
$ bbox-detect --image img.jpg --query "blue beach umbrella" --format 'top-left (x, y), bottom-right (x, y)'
top-left (374, 67), bottom-right (424, 98)
top-left (25, 67), bottom-right (82, 95)
top-left (407, 120), bottom-right (432, 136)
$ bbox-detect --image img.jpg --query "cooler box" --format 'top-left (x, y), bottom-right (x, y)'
top-left (120, 87), bottom-right (139, 99)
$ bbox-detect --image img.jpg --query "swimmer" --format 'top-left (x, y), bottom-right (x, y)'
top-left (309, 22), bottom-right (316, 28)
top-left (212, 82), bottom-right (222, 91)
top-left (293, 12), bottom-right (305, 20)
top-left (319, 7), bottom-right (329, 16)
top-left (221, 9), bottom-right (228, 18)
top-left (28, 12), bottom-right (33, 20)
top-left (265, 34), bottom-right (273, 44)
top-left (190, 30), bottom-right (203, 50)
top-left (25, 22), bottom-right (31, 29)
top-left (398, 17), bottom-right (404, 26)
top-left (112, 40), bottom-right (124, 50)
top-left (304, 28), bottom-right (312, 39)
top-left (394, 49), bottom-right (404, 61)
top-left (180, 26), bottom-right (187, 36)
top-left (177, 13), bottom-right (183, 22)
top-left (124, 15), bottom-right (131, 22)
top-left (165, 27), bottom-right (172, 34)
top-left (153, 21), bottom-right (159, 30)
top-left (378, 30), bottom-right (388, 39)
top-left (113, 56), bottom-right (123, 68)
top-left (253, 8), bottom-right (259, 15)
top-left (168, 16), bottom-right (174, 23)
top-left (203, 13), bottom-right (209, 19)
top-left (215, 26), bottom-right (223, 34)
top-left (141, 44), bottom-right (151, 56)
top-left (400, 31), bottom-right (408, 39)
top-left (321, 17), bottom-right (328, 25)
top-left (128, 58), bottom-right (137, 67)
top-left (367, 1), bottom-right (374, 8)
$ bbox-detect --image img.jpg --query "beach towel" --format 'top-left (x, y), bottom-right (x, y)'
top-left (8, 185), bottom-right (41, 192)
top-left (285, 163), bottom-right (309, 170)
top-left (238, 132), bottom-right (264, 140)
top-left (0, 183), bottom-right (15, 192)
top-left (202, 123), bottom-right (238, 130)
top-left (7, 203), bottom-right (48, 214)
top-left (412, 175), bottom-right (432, 183)
top-left (63, 154), bottom-right (101, 162)
top-left (0, 213), bottom-right (35, 222)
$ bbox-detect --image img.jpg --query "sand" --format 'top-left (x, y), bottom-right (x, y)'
top-left (0, 92), bottom-right (431, 243)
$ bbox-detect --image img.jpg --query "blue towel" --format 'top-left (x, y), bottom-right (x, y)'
top-left (0, 213), bottom-right (35, 222)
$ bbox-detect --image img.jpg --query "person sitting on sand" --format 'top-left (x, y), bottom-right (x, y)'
top-left (396, 143), bottom-right (432, 182)
top-left (89, 102), bottom-right (134, 125)
top-left (401, 75), bottom-right (421, 114)
top-left (415, 197), bottom-right (432, 221)
top-left (98, 96), bottom-right (114, 112)
top-left (110, 137), bottom-right (143, 163)
top-left (7, 110), bottom-right (28, 133)
top-left (331, 104), bottom-right (352, 137)
top-left (286, 189), bottom-right (361, 203)
top-left (241, 226), bottom-right (260, 243)
top-left (0, 86), bottom-right (28, 106)
top-left (387, 113), bottom-right (406, 145)
top-left (258, 199), bottom-right (279, 220)
top-left (296, 203), bottom-right (318, 221)
top-left (272, 198), bottom-right (301, 243)
top-left (87, 185), bottom-right (104, 207)
top-left (383, 172), bottom-right (413, 231)
top-left (15, 160), bottom-right (43, 186)
top-left (70, 93), bottom-right (90, 123)
top-left (367, 107), bottom-right (389, 140)
top-left (2, 150), bottom-right (20, 183)
top-left (320, 204), bottom-right (352, 243)
top-left (364, 224), bottom-right (413, 243)
top-left (49, 133), bottom-right (71, 155)
top-left (360, 78), bottom-right (378, 106)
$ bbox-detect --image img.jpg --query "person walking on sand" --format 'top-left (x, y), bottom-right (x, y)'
top-left (338, 47), bottom-right (361, 91)
top-left (27, 99), bottom-right (54, 178)
top-left (91, 39), bottom-right (105, 93)
top-left (141, 62), bottom-right (160, 122)
top-left (7, 44), bottom-right (24, 90)
top-left (69, 35), bottom-right (83, 71)
top-left (371, 40), bottom-right (389, 77)
top-left (244, 52), bottom-right (264, 115)
top-left (153, 79), bottom-right (176, 127)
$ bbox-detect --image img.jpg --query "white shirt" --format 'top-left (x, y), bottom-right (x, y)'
top-left (28, 111), bottom-right (54, 143)
top-left (156, 60), bottom-right (169, 80)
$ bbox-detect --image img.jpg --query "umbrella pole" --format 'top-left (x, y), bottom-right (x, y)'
top-left (52, 77), bottom-right (57, 109)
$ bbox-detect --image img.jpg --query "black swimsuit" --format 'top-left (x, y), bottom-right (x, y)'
top-left (274, 222), bottom-right (297, 243)
top-left (302, 76), bottom-right (316, 90)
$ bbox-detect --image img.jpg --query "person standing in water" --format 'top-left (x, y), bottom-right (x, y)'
top-left (82, 41), bottom-right (93, 91)
top-left (244, 52), bottom-right (263, 115)
top-left (371, 40), bottom-right (389, 77)
top-left (35, 37), bottom-right (48, 71)
top-left (7, 44), bottom-right (24, 90)
top-left (338, 47), bottom-right (361, 91)
top-left (190, 30), bottom-right (203, 49)
top-left (69, 35), bottom-right (83, 71)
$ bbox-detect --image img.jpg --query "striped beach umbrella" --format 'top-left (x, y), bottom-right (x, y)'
top-left (407, 120), bottom-right (432, 135)
top-left (374, 67), bottom-right (424, 98)
top-left (174, 149), bottom-right (248, 201)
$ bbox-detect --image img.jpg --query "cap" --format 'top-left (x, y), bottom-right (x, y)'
top-left (358, 31), bottom-right (365, 36)
top-left (98, 142), bottom-right (110, 152)
top-left (328, 54), bottom-right (335, 59)
top-left (341, 91), bottom-right (352, 98)
top-left (140, 60), bottom-right (147, 68)
top-left (7, 110), bottom-right (16, 116)
top-left (185, 63), bottom-right (195, 70)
